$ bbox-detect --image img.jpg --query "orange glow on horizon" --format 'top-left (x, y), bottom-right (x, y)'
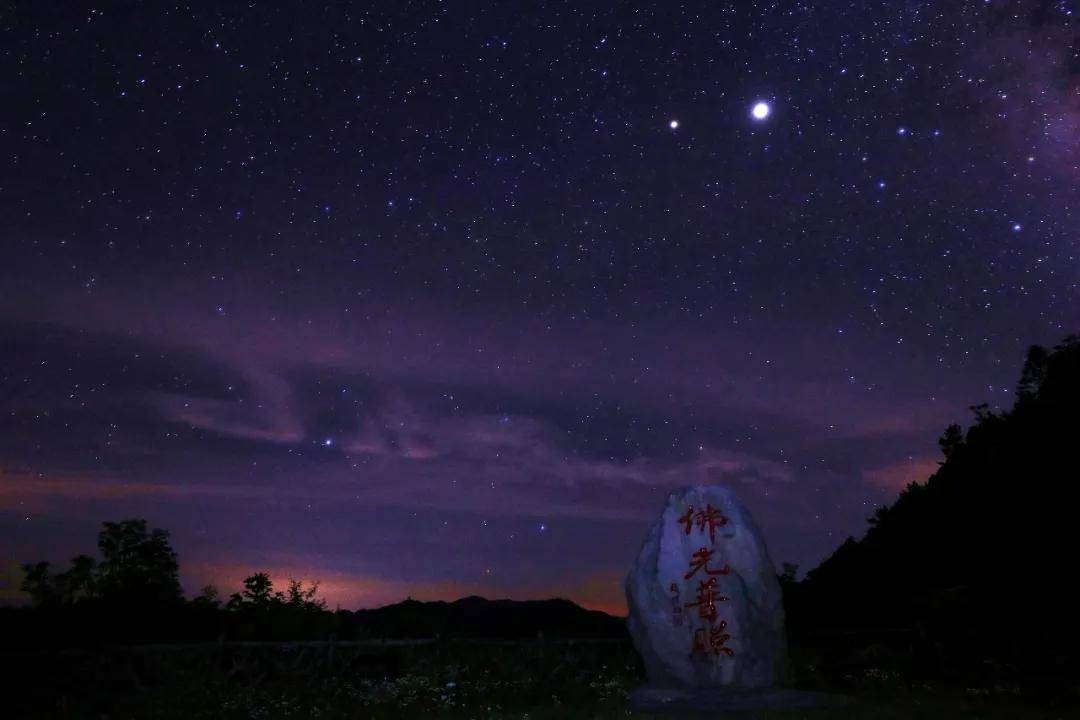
top-left (184, 560), bottom-right (628, 616)
top-left (863, 457), bottom-right (940, 492)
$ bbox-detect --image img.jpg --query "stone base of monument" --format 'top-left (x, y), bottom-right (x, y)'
top-left (628, 685), bottom-right (851, 715)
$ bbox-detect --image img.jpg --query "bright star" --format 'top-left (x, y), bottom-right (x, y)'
top-left (751, 102), bottom-right (770, 120)
top-left (669, 119), bottom-right (679, 129)
top-left (1011, 223), bottom-right (1022, 232)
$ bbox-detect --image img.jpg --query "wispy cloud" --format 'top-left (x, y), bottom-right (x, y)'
top-left (155, 368), bottom-right (304, 445)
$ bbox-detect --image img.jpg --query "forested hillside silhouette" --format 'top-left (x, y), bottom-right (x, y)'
top-left (785, 335), bottom-right (1080, 699)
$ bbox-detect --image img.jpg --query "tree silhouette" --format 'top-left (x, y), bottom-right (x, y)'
top-left (234, 571), bottom-right (279, 608)
top-left (95, 519), bottom-right (182, 606)
top-left (20, 518), bottom-right (181, 608)
top-left (225, 572), bottom-right (325, 613)
top-left (192, 584), bottom-right (221, 608)
top-left (19, 561), bottom-right (55, 607)
top-left (286, 578), bottom-right (327, 611)
top-left (55, 554), bottom-right (97, 603)
top-left (779, 562), bottom-right (799, 584)
top-left (937, 423), bottom-right (964, 460)
top-left (1016, 344), bottom-right (1049, 400)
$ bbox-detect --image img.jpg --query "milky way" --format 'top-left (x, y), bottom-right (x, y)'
top-left (1, 2), bottom-right (1078, 613)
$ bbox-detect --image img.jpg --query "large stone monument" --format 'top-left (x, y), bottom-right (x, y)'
top-left (625, 485), bottom-right (837, 713)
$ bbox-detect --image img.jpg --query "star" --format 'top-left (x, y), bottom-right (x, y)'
top-left (669, 119), bottom-right (679, 129)
top-left (751, 102), bottom-right (770, 120)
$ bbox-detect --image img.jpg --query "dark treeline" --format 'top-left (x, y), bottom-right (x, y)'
top-left (5, 518), bottom-right (625, 645)
top-left (784, 334), bottom-right (1080, 702)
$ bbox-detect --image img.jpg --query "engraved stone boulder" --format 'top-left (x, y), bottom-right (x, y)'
top-left (625, 484), bottom-right (787, 690)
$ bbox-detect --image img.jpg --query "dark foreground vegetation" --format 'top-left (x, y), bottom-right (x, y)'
top-left (0, 637), bottom-right (1066, 719)
top-left (4, 336), bottom-right (1080, 718)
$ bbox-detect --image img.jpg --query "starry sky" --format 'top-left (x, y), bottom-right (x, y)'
top-left (2, 1), bottom-right (1078, 614)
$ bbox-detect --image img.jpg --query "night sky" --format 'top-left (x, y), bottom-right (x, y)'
top-left (2, 2), bottom-right (1078, 614)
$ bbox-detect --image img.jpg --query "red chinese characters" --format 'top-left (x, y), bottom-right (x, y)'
top-left (683, 547), bottom-right (731, 580)
top-left (675, 502), bottom-right (736, 659)
top-left (678, 503), bottom-right (729, 543)
top-left (692, 620), bottom-right (735, 657)
top-left (683, 576), bottom-right (729, 622)
top-left (710, 621), bottom-right (735, 657)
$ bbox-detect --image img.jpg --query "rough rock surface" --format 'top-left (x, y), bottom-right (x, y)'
top-left (625, 485), bottom-right (786, 689)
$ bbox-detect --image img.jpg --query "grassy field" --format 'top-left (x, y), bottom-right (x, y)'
top-left (3, 640), bottom-right (1069, 719)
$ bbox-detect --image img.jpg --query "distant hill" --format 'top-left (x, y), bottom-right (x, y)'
top-left (0, 594), bottom-right (629, 646)
top-left (338, 596), bottom-right (628, 640)
top-left (787, 335), bottom-right (1080, 691)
